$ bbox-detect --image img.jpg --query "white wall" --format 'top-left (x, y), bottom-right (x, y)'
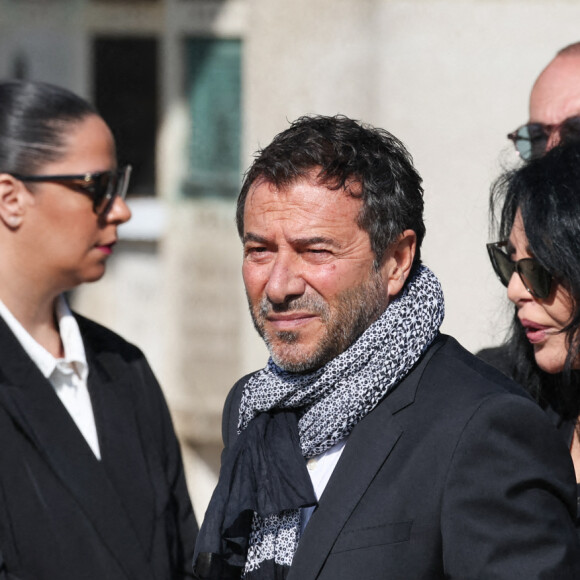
top-left (376, 1), bottom-right (580, 352)
top-left (243, 0), bottom-right (580, 358)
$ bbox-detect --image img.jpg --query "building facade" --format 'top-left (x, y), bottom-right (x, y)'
top-left (2, 0), bottom-right (580, 518)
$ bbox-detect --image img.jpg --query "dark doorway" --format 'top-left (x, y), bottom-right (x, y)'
top-left (93, 37), bottom-right (158, 196)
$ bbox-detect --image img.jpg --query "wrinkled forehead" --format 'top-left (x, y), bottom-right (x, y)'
top-left (248, 170), bottom-right (362, 205)
top-left (530, 55), bottom-right (580, 124)
top-left (243, 175), bottom-right (364, 233)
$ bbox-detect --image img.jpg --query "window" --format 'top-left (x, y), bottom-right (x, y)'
top-left (93, 37), bottom-right (158, 196)
top-left (184, 38), bottom-right (242, 198)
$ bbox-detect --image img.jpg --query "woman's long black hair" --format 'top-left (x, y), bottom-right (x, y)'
top-left (490, 142), bottom-right (580, 420)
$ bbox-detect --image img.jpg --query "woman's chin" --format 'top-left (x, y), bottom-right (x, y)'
top-left (534, 350), bottom-right (566, 375)
top-left (72, 265), bottom-right (108, 288)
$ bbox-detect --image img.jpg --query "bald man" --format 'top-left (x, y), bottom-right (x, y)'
top-left (507, 43), bottom-right (580, 162)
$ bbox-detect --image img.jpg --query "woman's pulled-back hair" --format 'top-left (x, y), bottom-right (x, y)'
top-left (490, 142), bottom-right (580, 418)
top-left (0, 80), bottom-right (97, 175)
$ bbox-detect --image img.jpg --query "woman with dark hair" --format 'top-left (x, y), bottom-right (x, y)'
top-left (485, 141), bottom-right (580, 497)
top-left (0, 80), bottom-right (197, 579)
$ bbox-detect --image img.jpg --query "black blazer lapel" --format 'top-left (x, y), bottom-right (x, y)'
top-left (288, 338), bottom-right (443, 580)
top-left (86, 338), bottom-right (158, 558)
top-left (287, 400), bottom-right (403, 580)
top-left (0, 318), bottom-right (155, 580)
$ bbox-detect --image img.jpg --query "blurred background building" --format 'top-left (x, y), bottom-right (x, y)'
top-left (0, 0), bottom-right (579, 520)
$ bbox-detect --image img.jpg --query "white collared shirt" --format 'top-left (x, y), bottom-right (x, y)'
top-left (301, 438), bottom-right (347, 532)
top-left (0, 296), bottom-right (101, 459)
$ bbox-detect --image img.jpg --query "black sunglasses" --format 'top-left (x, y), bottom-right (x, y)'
top-left (486, 241), bottom-right (552, 299)
top-left (10, 165), bottom-right (132, 216)
top-left (507, 116), bottom-right (580, 161)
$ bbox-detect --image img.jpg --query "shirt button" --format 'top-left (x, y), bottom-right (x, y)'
top-left (307, 457), bottom-right (318, 471)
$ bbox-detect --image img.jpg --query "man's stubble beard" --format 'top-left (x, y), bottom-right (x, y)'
top-left (248, 269), bottom-right (387, 373)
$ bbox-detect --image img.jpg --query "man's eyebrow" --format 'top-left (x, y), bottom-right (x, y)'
top-left (242, 233), bottom-right (342, 248)
top-left (243, 232), bottom-right (268, 244)
top-left (291, 236), bottom-right (341, 248)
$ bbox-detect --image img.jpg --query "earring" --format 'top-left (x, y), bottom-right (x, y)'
top-left (7, 216), bottom-right (19, 228)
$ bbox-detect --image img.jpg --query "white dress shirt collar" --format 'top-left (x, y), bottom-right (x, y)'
top-left (0, 295), bottom-right (88, 380)
top-left (0, 296), bottom-right (100, 459)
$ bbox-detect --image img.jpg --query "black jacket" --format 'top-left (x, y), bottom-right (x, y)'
top-left (221, 334), bottom-right (580, 579)
top-left (0, 314), bottom-right (198, 580)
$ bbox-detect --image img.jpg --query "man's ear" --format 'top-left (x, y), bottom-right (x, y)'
top-left (381, 229), bottom-right (417, 297)
top-left (0, 173), bottom-right (27, 229)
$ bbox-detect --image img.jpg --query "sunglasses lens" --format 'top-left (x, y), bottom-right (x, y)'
top-left (513, 124), bottom-right (548, 161)
top-left (487, 245), bottom-right (514, 287)
top-left (94, 166), bottom-right (132, 215)
top-left (117, 165), bottom-right (131, 201)
top-left (518, 259), bottom-right (552, 299)
top-left (92, 173), bottom-right (114, 215)
top-left (487, 243), bottom-right (553, 299)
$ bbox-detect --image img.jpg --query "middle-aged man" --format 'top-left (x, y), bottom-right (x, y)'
top-left (194, 115), bottom-right (580, 580)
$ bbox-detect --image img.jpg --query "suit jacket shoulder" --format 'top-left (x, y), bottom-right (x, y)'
top-left (475, 343), bottom-right (514, 379)
top-left (75, 312), bottom-right (145, 362)
top-left (292, 334), bottom-right (580, 579)
top-left (222, 334), bottom-right (580, 580)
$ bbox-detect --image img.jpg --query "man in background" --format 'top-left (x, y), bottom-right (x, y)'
top-left (509, 42), bottom-right (580, 162)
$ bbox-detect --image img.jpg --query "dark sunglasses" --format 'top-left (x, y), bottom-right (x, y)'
top-left (507, 116), bottom-right (580, 161)
top-left (486, 241), bottom-right (552, 299)
top-left (10, 165), bottom-right (132, 216)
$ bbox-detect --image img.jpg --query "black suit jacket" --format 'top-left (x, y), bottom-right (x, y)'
top-left (0, 314), bottom-right (198, 580)
top-left (222, 334), bottom-right (580, 579)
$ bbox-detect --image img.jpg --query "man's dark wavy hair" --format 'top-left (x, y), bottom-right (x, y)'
top-left (236, 114), bottom-right (425, 267)
top-left (490, 142), bottom-right (580, 419)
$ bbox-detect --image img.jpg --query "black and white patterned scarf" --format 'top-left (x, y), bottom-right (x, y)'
top-left (193, 265), bottom-right (444, 579)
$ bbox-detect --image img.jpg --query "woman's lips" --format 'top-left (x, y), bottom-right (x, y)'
top-left (520, 318), bottom-right (551, 344)
top-left (96, 242), bottom-right (115, 255)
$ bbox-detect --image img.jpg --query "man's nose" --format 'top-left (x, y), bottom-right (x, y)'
top-left (265, 253), bottom-right (306, 305)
